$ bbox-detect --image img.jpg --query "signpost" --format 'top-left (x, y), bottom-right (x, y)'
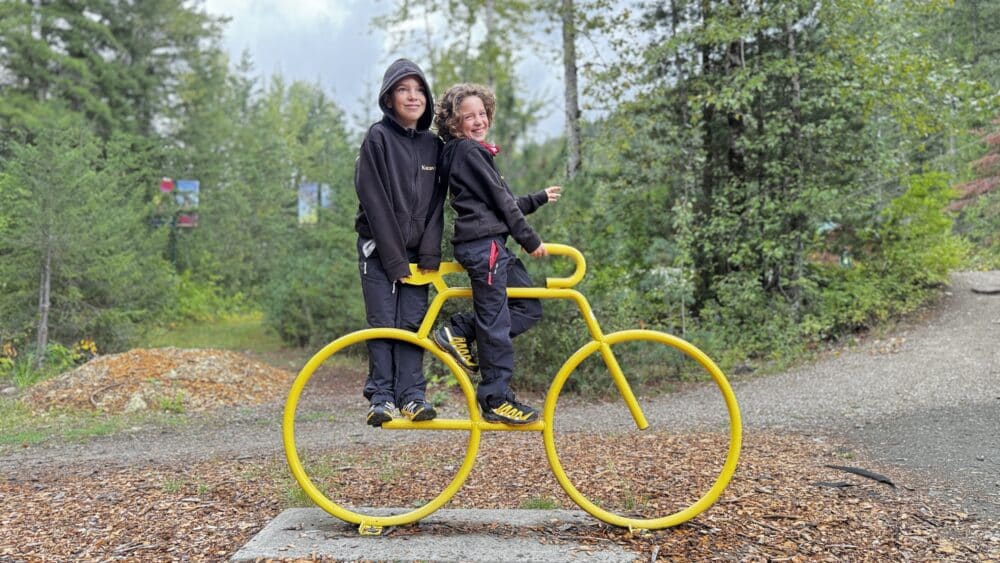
top-left (153, 177), bottom-right (199, 266)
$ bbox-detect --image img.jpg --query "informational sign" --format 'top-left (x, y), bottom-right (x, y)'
top-left (175, 179), bottom-right (199, 209)
top-left (298, 183), bottom-right (319, 224)
top-left (320, 183), bottom-right (332, 209)
top-left (176, 213), bottom-right (199, 228)
top-left (298, 183), bottom-right (331, 224)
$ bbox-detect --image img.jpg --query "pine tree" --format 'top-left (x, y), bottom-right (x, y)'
top-left (0, 120), bottom-right (174, 361)
top-left (0, 0), bottom-right (225, 138)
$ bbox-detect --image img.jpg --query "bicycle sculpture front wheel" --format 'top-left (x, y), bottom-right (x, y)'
top-left (282, 328), bottom-right (481, 528)
top-left (542, 329), bottom-right (741, 530)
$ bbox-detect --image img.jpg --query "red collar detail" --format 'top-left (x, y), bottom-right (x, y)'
top-left (478, 141), bottom-right (500, 156)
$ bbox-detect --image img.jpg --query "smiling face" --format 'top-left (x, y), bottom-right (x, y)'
top-left (457, 95), bottom-right (489, 142)
top-left (387, 76), bottom-right (426, 129)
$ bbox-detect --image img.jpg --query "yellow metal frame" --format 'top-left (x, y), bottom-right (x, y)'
top-left (282, 243), bottom-right (742, 530)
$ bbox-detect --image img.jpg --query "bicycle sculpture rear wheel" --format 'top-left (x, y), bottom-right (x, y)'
top-left (542, 329), bottom-right (741, 529)
top-left (282, 328), bottom-right (481, 528)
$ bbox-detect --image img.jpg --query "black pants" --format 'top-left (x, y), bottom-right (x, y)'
top-left (358, 238), bottom-right (428, 406)
top-left (450, 236), bottom-right (542, 407)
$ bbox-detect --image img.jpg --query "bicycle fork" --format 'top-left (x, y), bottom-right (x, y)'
top-left (599, 343), bottom-right (650, 430)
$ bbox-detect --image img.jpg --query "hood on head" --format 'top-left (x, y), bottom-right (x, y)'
top-left (379, 58), bottom-right (434, 131)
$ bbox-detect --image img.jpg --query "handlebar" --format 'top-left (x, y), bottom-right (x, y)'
top-left (541, 243), bottom-right (586, 289)
top-left (406, 243), bottom-right (587, 290)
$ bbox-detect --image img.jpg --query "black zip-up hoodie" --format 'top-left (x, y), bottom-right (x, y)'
top-left (439, 138), bottom-right (548, 252)
top-left (354, 58), bottom-right (444, 280)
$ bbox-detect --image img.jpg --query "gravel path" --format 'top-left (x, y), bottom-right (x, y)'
top-left (635, 270), bottom-right (1000, 521)
top-left (3, 271), bottom-right (998, 522)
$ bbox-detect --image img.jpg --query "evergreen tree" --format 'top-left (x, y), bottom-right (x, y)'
top-left (0, 120), bottom-right (174, 360)
top-left (0, 0), bottom-right (224, 138)
top-left (376, 0), bottom-right (542, 152)
top-left (571, 0), bottom-right (970, 359)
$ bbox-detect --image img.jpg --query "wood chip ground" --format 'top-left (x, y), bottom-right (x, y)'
top-left (2, 348), bottom-right (998, 561)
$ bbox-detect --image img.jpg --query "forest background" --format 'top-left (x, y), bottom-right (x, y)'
top-left (1, 0), bottom-right (999, 393)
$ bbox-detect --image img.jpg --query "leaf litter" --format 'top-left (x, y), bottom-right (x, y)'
top-left (2, 347), bottom-right (998, 561)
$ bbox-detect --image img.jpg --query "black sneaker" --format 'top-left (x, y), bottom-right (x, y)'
top-left (433, 326), bottom-right (479, 374)
top-left (366, 401), bottom-right (396, 427)
top-left (480, 399), bottom-right (539, 425)
top-left (401, 399), bottom-right (437, 422)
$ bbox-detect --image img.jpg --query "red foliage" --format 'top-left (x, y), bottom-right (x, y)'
top-left (949, 176), bottom-right (1000, 211)
top-left (972, 152), bottom-right (999, 174)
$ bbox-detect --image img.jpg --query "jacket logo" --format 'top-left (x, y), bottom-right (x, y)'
top-left (421, 165), bottom-right (435, 171)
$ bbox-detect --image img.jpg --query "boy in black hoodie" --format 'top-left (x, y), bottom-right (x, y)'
top-left (355, 59), bottom-right (445, 426)
top-left (431, 83), bottom-right (562, 425)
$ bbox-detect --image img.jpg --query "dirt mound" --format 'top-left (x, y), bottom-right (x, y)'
top-left (21, 347), bottom-right (295, 414)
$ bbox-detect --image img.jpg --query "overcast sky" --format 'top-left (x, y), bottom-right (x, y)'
top-left (201, 0), bottom-right (566, 141)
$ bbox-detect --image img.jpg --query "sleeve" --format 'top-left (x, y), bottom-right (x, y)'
top-left (516, 190), bottom-right (549, 216)
top-left (354, 136), bottom-right (411, 280)
top-left (460, 147), bottom-right (542, 253)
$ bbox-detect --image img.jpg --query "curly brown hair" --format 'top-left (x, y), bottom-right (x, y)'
top-left (434, 83), bottom-right (496, 142)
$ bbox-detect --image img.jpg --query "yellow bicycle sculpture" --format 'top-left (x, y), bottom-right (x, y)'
top-left (283, 244), bottom-right (741, 532)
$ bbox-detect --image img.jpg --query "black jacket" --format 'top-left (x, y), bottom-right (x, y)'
top-left (354, 59), bottom-right (444, 280)
top-left (439, 138), bottom-right (548, 253)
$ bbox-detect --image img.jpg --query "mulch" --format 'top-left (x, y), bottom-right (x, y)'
top-left (3, 348), bottom-right (998, 560)
top-left (2, 431), bottom-right (997, 560)
top-left (20, 348), bottom-right (295, 414)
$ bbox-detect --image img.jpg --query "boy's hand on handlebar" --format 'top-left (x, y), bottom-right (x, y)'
top-left (528, 243), bottom-right (548, 258)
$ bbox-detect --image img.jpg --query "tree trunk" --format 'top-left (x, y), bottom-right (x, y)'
top-left (561, 0), bottom-right (582, 179)
top-left (695, 0), bottom-right (716, 307)
top-left (971, 0), bottom-right (980, 65)
top-left (670, 0), bottom-right (688, 126)
top-left (35, 244), bottom-right (52, 370)
top-left (485, 0), bottom-right (496, 87)
top-left (786, 18), bottom-right (805, 314)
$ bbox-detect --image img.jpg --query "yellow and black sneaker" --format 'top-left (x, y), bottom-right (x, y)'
top-left (401, 399), bottom-right (437, 422)
top-left (480, 399), bottom-right (538, 425)
top-left (433, 326), bottom-right (479, 374)
top-left (366, 401), bottom-right (396, 427)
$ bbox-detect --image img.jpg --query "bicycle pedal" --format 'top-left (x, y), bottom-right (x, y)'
top-left (358, 522), bottom-right (384, 536)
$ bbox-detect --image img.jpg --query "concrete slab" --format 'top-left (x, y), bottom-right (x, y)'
top-left (231, 507), bottom-right (640, 562)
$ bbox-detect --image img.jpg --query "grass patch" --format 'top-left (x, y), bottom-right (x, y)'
top-left (277, 451), bottom-right (360, 507)
top-left (0, 428), bottom-right (48, 447)
top-left (156, 391), bottom-right (187, 414)
top-left (0, 398), bottom-right (194, 454)
top-left (139, 312), bottom-right (324, 372)
top-left (162, 479), bottom-right (184, 493)
top-left (520, 496), bottom-right (560, 509)
top-left (285, 484), bottom-right (314, 507)
top-left (140, 312), bottom-right (285, 352)
top-left (0, 399), bottom-right (51, 448)
top-left (63, 419), bottom-right (119, 442)
top-left (296, 410), bottom-right (336, 424)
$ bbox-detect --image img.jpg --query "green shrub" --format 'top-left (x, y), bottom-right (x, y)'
top-left (171, 271), bottom-right (246, 322)
top-left (259, 224), bottom-right (364, 347)
top-left (0, 342), bottom-right (82, 389)
top-left (876, 172), bottom-right (967, 288)
top-left (699, 272), bottom-right (806, 366)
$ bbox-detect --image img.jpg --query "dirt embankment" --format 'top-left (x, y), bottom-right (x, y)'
top-left (21, 347), bottom-right (294, 414)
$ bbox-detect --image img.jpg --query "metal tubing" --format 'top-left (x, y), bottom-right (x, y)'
top-left (283, 245), bottom-right (741, 531)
